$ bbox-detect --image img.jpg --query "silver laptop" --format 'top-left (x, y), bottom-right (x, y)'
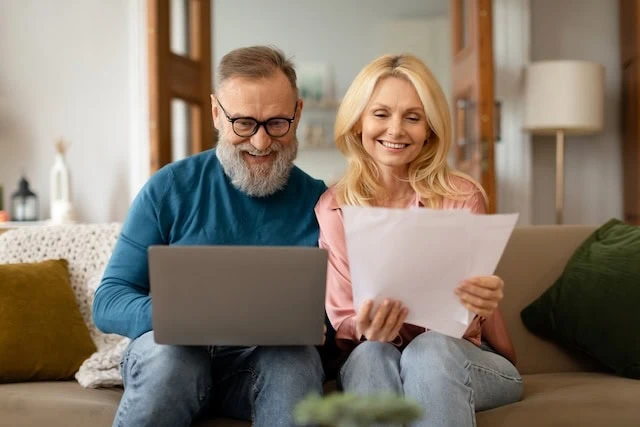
top-left (148, 245), bottom-right (328, 346)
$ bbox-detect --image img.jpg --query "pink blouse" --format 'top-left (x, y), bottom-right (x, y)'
top-left (315, 178), bottom-right (517, 365)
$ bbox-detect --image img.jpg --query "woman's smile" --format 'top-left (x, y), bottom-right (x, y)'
top-left (377, 139), bottom-right (411, 150)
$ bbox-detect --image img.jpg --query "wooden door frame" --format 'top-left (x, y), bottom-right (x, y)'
top-left (619, 0), bottom-right (640, 224)
top-left (450, 0), bottom-right (497, 213)
top-left (147, 0), bottom-right (213, 173)
top-left (128, 0), bottom-right (213, 201)
top-left (452, 0), bottom-right (532, 221)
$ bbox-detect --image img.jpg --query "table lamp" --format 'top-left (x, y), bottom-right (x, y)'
top-left (524, 60), bottom-right (604, 224)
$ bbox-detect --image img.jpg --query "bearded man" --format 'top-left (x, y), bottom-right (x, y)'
top-left (93, 46), bottom-right (329, 427)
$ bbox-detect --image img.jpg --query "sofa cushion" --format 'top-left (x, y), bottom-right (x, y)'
top-left (0, 382), bottom-right (122, 427)
top-left (476, 372), bottom-right (640, 426)
top-left (2, 374), bottom-right (638, 427)
top-left (0, 381), bottom-right (249, 427)
top-left (0, 259), bottom-right (96, 383)
top-left (0, 381), bottom-right (334, 427)
top-left (494, 225), bottom-right (599, 375)
top-left (0, 224), bottom-right (127, 388)
top-left (520, 219), bottom-right (640, 379)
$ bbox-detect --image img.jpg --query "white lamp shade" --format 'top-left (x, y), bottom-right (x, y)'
top-left (524, 60), bottom-right (605, 135)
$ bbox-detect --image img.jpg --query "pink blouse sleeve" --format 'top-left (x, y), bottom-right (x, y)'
top-left (461, 188), bottom-right (487, 214)
top-left (315, 194), bottom-right (361, 346)
top-left (456, 186), bottom-right (517, 365)
top-left (460, 188), bottom-right (488, 340)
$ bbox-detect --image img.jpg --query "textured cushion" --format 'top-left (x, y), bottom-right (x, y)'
top-left (520, 219), bottom-right (640, 379)
top-left (0, 224), bottom-right (127, 388)
top-left (0, 259), bottom-right (96, 382)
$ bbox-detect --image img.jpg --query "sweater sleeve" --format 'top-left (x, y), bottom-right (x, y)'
top-left (92, 167), bottom-right (173, 339)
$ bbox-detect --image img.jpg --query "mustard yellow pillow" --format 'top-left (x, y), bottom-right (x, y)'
top-left (0, 259), bottom-right (97, 383)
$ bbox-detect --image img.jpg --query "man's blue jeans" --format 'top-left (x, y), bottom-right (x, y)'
top-left (113, 331), bottom-right (324, 427)
top-left (340, 332), bottom-right (523, 427)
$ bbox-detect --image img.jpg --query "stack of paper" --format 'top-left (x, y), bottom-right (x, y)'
top-left (342, 206), bottom-right (519, 338)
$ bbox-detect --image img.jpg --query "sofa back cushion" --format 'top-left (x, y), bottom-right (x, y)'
top-left (521, 219), bottom-right (640, 379)
top-left (495, 225), bottom-right (600, 375)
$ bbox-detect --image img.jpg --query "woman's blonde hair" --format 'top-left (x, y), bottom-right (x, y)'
top-left (334, 54), bottom-right (486, 208)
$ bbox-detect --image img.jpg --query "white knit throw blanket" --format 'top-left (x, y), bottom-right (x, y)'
top-left (0, 223), bottom-right (129, 388)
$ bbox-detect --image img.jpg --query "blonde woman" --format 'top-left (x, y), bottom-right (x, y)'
top-left (315, 54), bottom-right (523, 426)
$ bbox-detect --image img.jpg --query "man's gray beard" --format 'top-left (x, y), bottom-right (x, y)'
top-left (216, 135), bottom-right (298, 197)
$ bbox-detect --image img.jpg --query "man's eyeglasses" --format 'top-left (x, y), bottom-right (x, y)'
top-left (216, 99), bottom-right (298, 138)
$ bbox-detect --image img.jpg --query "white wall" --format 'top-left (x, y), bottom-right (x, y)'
top-left (213, 0), bottom-right (449, 184)
top-left (213, 0), bottom-right (448, 97)
top-left (0, 0), bottom-right (132, 223)
top-left (530, 0), bottom-right (622, 224)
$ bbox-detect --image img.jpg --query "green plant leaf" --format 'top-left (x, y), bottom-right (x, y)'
top-left (294, 392), bottom-right (423, 427)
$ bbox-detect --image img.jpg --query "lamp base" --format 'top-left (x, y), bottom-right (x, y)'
top-left (555, 130), bottom-right (565, 225)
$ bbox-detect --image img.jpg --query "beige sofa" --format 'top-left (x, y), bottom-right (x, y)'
top-left (1, 224), bottom-right (639, 426)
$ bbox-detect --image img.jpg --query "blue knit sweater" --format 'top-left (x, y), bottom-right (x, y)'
top-left (92, 150), bottom-right (327, 339)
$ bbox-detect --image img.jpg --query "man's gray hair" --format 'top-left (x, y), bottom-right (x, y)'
top-left (216, 45), bottom-right (298, 96)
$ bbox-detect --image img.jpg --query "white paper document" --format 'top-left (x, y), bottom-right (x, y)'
top-left (342, 206), bottom-right (518, 338)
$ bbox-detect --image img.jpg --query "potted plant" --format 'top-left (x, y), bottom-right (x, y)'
top-left (294, 392), bottom-right (423, 427)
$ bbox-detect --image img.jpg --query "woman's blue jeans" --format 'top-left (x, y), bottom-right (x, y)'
top-left (340, 331), bottom-right (523, 427)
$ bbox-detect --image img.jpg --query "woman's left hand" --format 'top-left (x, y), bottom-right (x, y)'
top-left (455, 275), bottom-right (504, 318)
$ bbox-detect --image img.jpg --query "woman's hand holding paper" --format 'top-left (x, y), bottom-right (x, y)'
top-left (455, 275), bottom-right (505, 318)
top-left (356, 299), bottom-right (409, 342)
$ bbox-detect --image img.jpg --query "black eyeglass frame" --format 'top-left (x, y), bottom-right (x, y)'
top-left (216, 98), bottom-right (298, 138)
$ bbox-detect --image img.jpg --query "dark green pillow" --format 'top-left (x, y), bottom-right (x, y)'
top-left (521, 219), bottom-right (640, 379)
